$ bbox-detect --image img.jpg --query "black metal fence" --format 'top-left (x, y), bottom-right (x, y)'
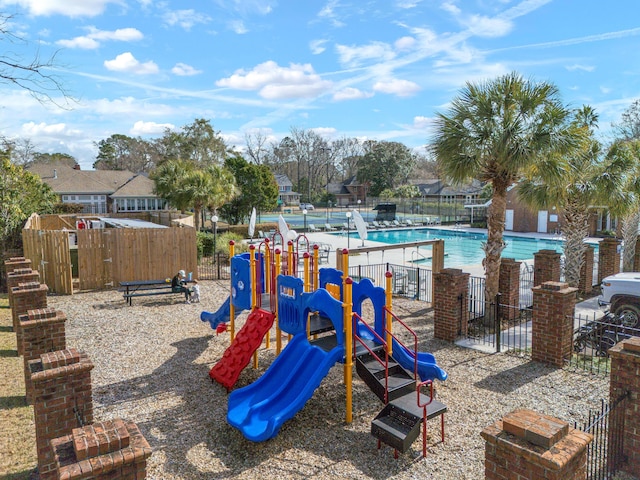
top-left (569, 312), bottom-right (640, 375)
top-left (575, 392), bottom-right (629, 480)
top-left (348, 263), bottom-right (433, 303)
top-left (197, 253), bottom-right (231, 281)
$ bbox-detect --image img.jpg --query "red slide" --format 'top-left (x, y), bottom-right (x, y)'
top-left (209, 308), bottom-right (276, 391)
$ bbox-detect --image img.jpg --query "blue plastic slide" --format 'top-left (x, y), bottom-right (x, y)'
top-left (200, 296), bottom-right (243, 330)
top-left (390, 338), bottom-right (448, 382)
top-left (227, 334), bottom-right (344, 442)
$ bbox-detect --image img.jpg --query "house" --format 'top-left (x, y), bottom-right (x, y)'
top-left (28, 163), bottom-right (168, 214)
top-left (274, 174), bottom-right (300, 206)
top-left (328, 176), bottom-right (368, 206)
top-left (415, 179), bottom-right (484, 204)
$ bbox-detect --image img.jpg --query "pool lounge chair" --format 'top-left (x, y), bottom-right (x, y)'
top-left (308, 223), bottom-right (320, 232)
top-left (372, 221), bottom-right (383, 229)
top-left (324, 223), bottom-right (336, 231)
top-left (392, 219), bottom-right (402, 227)
top-left (382, 220), bottom-right (392, 228)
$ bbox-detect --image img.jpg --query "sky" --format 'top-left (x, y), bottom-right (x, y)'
top-left (0, 0), bottom-right (639, 170)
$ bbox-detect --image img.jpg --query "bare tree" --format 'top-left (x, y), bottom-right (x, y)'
top-left (244, 131), bottom-right (271, 164)
top-left (0, 13), bottom-right (73, 106)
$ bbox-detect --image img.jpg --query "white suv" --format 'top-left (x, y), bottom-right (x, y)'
top-left (299, 203), bottom-right (314, 211)
top-left (598, 272), bottom-right (640, 327)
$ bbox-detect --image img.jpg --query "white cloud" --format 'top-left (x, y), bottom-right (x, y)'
top-left (163, 9), bottom-right (211, 30)
top-left (104, 52), bottom-right (159, 75)
top-left (2, 0), bottom-right (120, 17)
top-left (310, 127), bottom-right (337, 137)
top-left (395, 36), bottom-right (416, 51)
top-left (566, 64), bottom-right (595, 72)
top-left (373, 78), bottom-right (421, 97)
top-left (130, 121), bottom-right (174, 135)
top-left (229, 20), bottom-right (248, 34)
top-left (171, 63), bottom-right (202, 76)
top-left (310, 39), bottom-right (328, 55)
top-left (396, 0), bottom-right (423, 8)
top-left (336, 41), bottom-right (396, 67)
top-left (216, 61), bottom-right (332, 99)
top-left (57, 27), bottom-right (143, 49)
top-left (332, 87), bottom-right (373, 101)
top-left (440, 2), bottom-right (461, 16)
top-left (413, 116), bottom-right (431, 129)
top-left (21, 121), bottom-right (67, 135)
top-left (466, 15), bottom-right (512, 38)
top-left (600, 86), bottom-right (612, 94)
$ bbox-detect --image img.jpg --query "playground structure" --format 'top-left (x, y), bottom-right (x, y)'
top-left (200, 231), bottom-right (448, 458)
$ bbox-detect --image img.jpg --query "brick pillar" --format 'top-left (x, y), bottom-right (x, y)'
top-left (608, 337), bottom-right (640, 477)
top-left (499, 258), bottom-right (521, 322)
top-left (20, 308), bottom-right (67, 404)
top-left (433, 268), bottom-right (469, 342)
top-left (6, 268), bottom-right (40, 311)
top-left (634, 238), bottom-right (640, 272)
top-left (578, 245), bottom-right (594, 296)
top-left (531, 282), bottom-right (577, 367)
top-left (598, 237), bottom-right (621, 283)
top-left (4, 256), bottom-right (32, 275)
top-left (30, 348), bottom-right (94, 480)
top-left (481, 409), bottom-right (592, 480)
top-left (11, 282), bottom-right (48, 356)
top-left (533, 250), bottom-right (561, 287)
top-left (51, 419), bottom-right (153, 480)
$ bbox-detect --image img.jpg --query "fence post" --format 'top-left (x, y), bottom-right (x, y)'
top-left (494, 293), bottom-right (501, 353)
top-left (578, 245), bottom-right (595, 296)
top-left (598, 237), bottom-right (621, 283)
top-left (608, 337), bottom-right (640, 477)
top-left (433, 268), bottom-right (469, 341)
top-left (531, 281), bottom-right (577, 367)
top-left (481, 409), bottom-right (592, 480)
top-left (533, 249), bottom-right (561, 287)
top-left (499, 258), bottom-right (520, 320)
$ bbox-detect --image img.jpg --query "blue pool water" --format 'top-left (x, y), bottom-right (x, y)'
top-left (350, 228), bottom-right (573, 268)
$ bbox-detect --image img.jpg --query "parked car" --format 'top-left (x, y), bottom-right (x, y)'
top-left (299, 203), bottom-right (314, 211)
top-left (598, 272), bottom-right (640, 327)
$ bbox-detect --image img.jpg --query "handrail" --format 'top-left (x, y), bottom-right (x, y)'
top-left (411, 249), bottom-right (427, 263)
top-left (417, 379), bottom-right (434, 459)
top-left (383, 306), bottom-right (419, 381)
top-left (352, 311), bottom-right (390, 404)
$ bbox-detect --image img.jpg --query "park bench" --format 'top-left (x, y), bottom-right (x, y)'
top-left (120, 279), bottom-right (193, 306)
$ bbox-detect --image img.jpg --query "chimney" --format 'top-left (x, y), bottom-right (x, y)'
top-left (73, 163), bottom-right (81, 170)
top-left (53, 169), bottom-right (57, 179)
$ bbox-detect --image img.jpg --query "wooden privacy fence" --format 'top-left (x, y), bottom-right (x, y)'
top-left (22, 229), bottom-right (74, 294)
top-left (77, 227), bottom-right (197, 290)
top-left (22, 213), bottom-right (197, 293)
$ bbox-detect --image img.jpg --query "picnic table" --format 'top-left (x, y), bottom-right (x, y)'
top-left (120, 279), bottom-right (194, 305)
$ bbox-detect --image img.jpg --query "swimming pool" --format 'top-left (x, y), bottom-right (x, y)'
top-left (347, 228), bottom-right (577, 268)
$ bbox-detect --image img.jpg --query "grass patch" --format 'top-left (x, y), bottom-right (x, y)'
top-left (0, 294), bottom-right (36, 479)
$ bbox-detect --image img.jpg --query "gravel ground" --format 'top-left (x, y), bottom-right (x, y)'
top-left (47, 280), bottom-right (612, 480)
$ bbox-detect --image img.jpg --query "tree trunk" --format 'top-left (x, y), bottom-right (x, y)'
top-left (562, 201), bottom-right (589, 288)
top-left (194, 206), bottom-right (201, 231)
top-left (621, 209), bottom-right (640, 271)
top-left (484, 181), bottom-right (508, 302)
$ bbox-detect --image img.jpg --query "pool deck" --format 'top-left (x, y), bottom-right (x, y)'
top-left (303, 224), bottom-right (601, 279)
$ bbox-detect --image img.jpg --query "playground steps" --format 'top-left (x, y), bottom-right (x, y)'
top-left (371, 392), bottom-right (447, 454)
top-left (308, 313), bottom-right (335, 335)
top-left (355, 348), bottom-right (415, 403)
top-left (209, 308), bottom-right (276, 391)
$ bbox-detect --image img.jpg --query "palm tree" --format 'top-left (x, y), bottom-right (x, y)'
top-left (432, 72), bottom-right (581, 301)
top-left (518, 106), bottom-right (632, 287)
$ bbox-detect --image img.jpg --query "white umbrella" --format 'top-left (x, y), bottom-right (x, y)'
top-left (352, 209), bottom-right (367, 245)
top-left (248, 207), bottom-right (256, 239)
top-left (278, 214), bottom-right (290, 241)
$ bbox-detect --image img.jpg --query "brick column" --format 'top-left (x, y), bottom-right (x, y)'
top-left (20, 308), bottom-right (67, 404)
top-left (608, 337), bottom-right (640, 477)
top-left (29, 348), bottom-right (94, 480)
top-left (499, 258), bottom-right (521, 322)
top-left (6, 268), bottom-right (40, 311)
top-left (533, 250), bottom-right (561, 287)
top-left (4, 256), bottom-right (32, 274)
top-left (634, 238), bottom-right (640, 272)
top-left (433, 268), bottom-right (469, 341)
top-left (481, 409), bottom-right (592, 480)
top-left (531, 282), bottom-right (577, 367)
top-left (578, 245), bottom-right (594, 296)
top-left (11, 282), bottom-right (48, 356)
top-left (598, 237), bottom-right (621, 283)
top-left (51, 419), bottom-right (153, 480)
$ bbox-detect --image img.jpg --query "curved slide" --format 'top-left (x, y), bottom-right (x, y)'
top-left (200, 296), bottom-right (244, 331)
top-left (391, 338), bottom-right (448, 382)
top-left (227, 334), bottom-right (344, 442)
